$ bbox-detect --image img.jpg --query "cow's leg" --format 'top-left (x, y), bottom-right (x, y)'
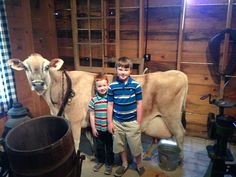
top-left (164, 119), bottom-right (185, 161)
top-left (69, 120), bottom-right (82, 153)
top-left (141, 116), bottom-right (172, 159)
top-left (85, 128), bottom-right (96, 159)
top-left (143, 138), bottom-right (158, 159)
top-left (73, 128), bottom-right (81, 152)
top-left (174, 122), bottom-right (185, 161)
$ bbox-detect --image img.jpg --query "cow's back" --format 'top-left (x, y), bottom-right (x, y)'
top-left (132, 70), bottom-right (188, 120)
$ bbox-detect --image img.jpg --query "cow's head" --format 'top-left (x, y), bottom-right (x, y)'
top-left (8, 53), bottom-right (64, 95)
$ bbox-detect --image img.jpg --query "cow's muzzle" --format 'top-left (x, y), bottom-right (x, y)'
top-left (31, 80), bottom-right (45, 93)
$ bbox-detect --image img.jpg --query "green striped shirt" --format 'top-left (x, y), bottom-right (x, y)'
top-left (88, 93), bottom-right (108, 131)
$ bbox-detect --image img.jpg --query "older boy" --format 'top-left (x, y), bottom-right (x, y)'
top-left (107, 57), bottom-right (145, 177)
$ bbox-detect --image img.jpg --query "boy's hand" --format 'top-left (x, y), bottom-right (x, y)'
top-left (137, 120), bottom-right (142, 126)
top-left (92, 129), bottom-right (99, 137)
top-left (108, 122), bottom-right (115, 134)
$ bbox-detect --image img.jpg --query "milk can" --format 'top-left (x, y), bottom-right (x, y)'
top-left (2, 102), bottom-right (31, 138)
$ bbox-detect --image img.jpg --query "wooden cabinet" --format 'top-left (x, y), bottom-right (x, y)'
top-left (54, 0), bottom-right (144, 74)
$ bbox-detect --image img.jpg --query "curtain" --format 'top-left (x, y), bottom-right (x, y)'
top-left (0, 0), bottom-right (17, 115)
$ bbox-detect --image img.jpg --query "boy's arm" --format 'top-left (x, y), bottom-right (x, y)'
top-left (89, 111), bottom-right (98, 137)
top-left (107, 101), bottom-right (115, 134)
top-left (136, 100), bottom-right (143, 125)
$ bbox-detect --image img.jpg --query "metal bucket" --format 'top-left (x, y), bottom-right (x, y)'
top-left (157, 139), bottom-right (180, 171)
top-left (5, 116), bottom-right (76, 177)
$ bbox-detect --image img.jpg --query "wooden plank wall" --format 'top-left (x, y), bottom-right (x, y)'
top-left (54, 0), bottom-right (74, 69)
top-left (5, 0), bottom-right (45, 117)
top-left (103, 0), bottom-right (235, 137)
top-left (5, 0), bottom-right (58, 117)
top-left (3, 0), bottom-right (236, 139)
top-left (183, 0), bottom-right (236, 137)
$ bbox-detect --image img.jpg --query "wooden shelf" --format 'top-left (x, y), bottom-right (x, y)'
top-left (77, 42), bottom-right (115, 45)
top-left (77, 28), bottom-right (103, 31)
top-left (144, 5), bottom-right (181, 8)
top-left (69, 0), bottom-right (144, 74)
top-left (77, 17), bottom-right (102, 20)
top-left (186, 3), bottom-right (228, 6)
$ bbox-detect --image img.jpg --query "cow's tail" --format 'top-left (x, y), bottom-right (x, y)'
top-left (181, 75), bottom-right (188, 129)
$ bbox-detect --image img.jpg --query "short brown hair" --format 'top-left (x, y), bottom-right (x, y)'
top-left (95, 73), bottom-right (108, 84)
top-left (115, 57), bottom-right (133, 69)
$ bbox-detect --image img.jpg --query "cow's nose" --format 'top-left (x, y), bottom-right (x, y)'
top-left (32, 80), bottom-right (44, 87)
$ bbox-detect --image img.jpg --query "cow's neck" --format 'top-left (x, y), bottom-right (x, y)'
top-left (43, 70), bottom-right (65, 115)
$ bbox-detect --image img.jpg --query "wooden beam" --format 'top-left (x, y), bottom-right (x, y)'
top-left (77, 66), bottom-right (116, 74)
top-left (115, 0), bottom-right (120, 59)
top-left (44, 0), bottom-right (58, 58)
top-left (103, 0), bottom-right (107, 68)
top-left (138, 0), bottom-right (144, 74)
top-left (87, 0), bottom-right (92, 67)
top-left (101, 0), bottom-right (105, 68)
top-left (177, 0), bottom-right (187, 70)
top-left (70, 0), bottom-right (79, 69)
top-left (219, 0), bottom-right (233, 98)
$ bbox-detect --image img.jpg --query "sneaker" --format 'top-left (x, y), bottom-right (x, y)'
top-left (93, 163), bottom-right (104, 172)
top-left (136, 166), bottom-right (145, 176)
top-left (104, 165), bottom-right (112, 175)
top-left (114, 165), bottom-right (128, 177)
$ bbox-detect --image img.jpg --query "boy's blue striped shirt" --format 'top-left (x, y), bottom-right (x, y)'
top-left (107, 76), bottom-right (142, 122)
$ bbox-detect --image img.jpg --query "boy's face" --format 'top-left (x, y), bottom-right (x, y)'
top-left (96, 79), bottom-right (108, 95)
top-left (116, 66), bottom-right (131, 82)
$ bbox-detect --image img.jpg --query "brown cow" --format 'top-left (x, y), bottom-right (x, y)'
top-left (8, 53), bottom-right (188, 160)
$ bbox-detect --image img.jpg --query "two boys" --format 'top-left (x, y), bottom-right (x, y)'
top-left (89, 57), bottom-right (145, 176)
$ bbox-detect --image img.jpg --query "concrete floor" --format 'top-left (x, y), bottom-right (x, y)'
top-left (80, 136), bottom-right (236, 177)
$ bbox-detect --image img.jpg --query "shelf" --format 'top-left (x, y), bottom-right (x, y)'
top-left (77, 42), bottom-right (115, 45)
top-left (144, 5), bottom-right (181, 8)
top-left (77, 17), bottom-right (102, 20)
top-left (69, 0), bottom-right (144, 74)
top-left (120, 6), bottom-right (140, 9)
top-left (104, 16), bottom-right (116, 19)
top-left (186, 3), bottom-right (228, 6)
top-left (77, 29), bottom-right (103, 31)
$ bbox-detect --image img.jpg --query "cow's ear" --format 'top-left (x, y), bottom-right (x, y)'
top-left (50, 58), bottom-right (64, 70)
top-left (7, 59), bottom-right (25, 71)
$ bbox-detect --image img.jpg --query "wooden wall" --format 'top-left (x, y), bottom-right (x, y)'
top-left (5, 0), bottom-right (58, 117)
top-left (3, 0), bottom-right (236, 139)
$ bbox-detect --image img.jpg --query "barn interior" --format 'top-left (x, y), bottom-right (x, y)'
top-left (0, 0), bottom-right (236, 177)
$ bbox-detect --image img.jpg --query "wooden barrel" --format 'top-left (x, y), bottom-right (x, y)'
top-left (5, 116), bottom-right (76, 177)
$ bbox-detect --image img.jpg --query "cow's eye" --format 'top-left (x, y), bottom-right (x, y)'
top-left (44, 65), bottom-right (50, 71)
top-left (23, 65), bottom-right (29, 71)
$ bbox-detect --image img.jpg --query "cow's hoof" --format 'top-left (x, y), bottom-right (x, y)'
top-left (80, 152), bottom-right (95, 161)
top-left (178, 159), bottom-right (184, 166)
top-left (87, 155), bottom-right (96, 161)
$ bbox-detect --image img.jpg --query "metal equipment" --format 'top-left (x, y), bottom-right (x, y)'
top-left (201, 94), bottom-right (236, 177)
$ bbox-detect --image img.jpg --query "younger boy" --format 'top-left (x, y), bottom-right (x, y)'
top-left (107, 57), bottom-right (145, 177)
top-left (89, 74), bottom-right (114, 175)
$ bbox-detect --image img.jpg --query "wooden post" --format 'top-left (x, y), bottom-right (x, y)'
top-left (219, 0), bottom-right (233, 98)
top-left (70, 0), bottom-right (79, 69)
top-left (138, 0), bottom-right (144, 74)
top-left (177, 0), bottom-right (187, 71)
top-left (87, 0), bottom-right (92, 67)
top-left (115, 0), bottom-right (120, 59)
top-left (101, 0), bottom-right (105, 69)
top-left (103, 0), bottom-right (107, 69)
top-left (43, 0), bottom-right (58, 58)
